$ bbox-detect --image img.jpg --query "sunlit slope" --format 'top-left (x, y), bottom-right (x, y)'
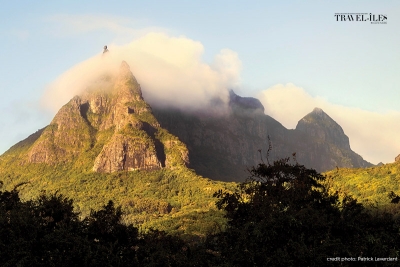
top-left (324, 161), bottom-right (400, 212)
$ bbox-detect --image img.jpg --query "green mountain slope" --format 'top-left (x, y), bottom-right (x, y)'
top-left (0, 61), bottom-right (235, 237)
top-left (323, 160), bottom-right (400, 215)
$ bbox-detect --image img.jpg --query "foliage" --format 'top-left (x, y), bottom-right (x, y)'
top-left (207, 158), bottom-right (400, 266)
top-left (323, 161), bottom-right (400, 217)
top-left (0, 152), bottom-right (234, 238)
top-left (2, 159), bottom-right (400, 266)
top-left (0, 189), bottom-right (203, 267)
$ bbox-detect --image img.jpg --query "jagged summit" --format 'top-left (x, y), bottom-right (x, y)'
top-left (19, 61), bottom-right (189, 173)
top-left (296, 107), bottom-right (350, 150)
top-left (229, 90), bottom-right (265, 113)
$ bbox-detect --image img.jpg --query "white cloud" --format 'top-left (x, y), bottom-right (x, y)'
top-left (41, 32), bottom-right (241, 113)
top-left (258, 84), bottom-right (400, 164)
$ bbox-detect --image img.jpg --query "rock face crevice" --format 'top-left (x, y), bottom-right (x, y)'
top-left (26, 61), bottom-right (188, 173)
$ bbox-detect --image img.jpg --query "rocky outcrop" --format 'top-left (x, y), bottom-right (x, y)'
top-left (395, 154), bottom-right (400, 162)
top-left (229, 90), bottom-right (264, 113)
top-left (93, 134), bottom-right (161, 172)
top-left (296, 108), bottom-right (350, 150)
top-left (26, 61), bottom-right (188, 173)
top-left (293, 108), bottom-right (371, 171)
top-left (28, 96), bottom-right (94, 164)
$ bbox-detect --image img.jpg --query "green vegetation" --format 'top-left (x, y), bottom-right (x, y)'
top-left (207, 158), bottom-right (400, 266)
top-left (0, 189), bottom-right (188, 266)
top-left (2, 158), bottom-right (400, 266)
top-left (323, 162), bottom-right (400, 216)
top-left (0, 160), bottom-right (233, 238)
top-left (0, 120), bottom-right (233, 238)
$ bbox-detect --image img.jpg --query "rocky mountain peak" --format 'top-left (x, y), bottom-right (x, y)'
top-left (229, 90), bottom-right (265, 113)
top-left (25, 61), bottom-right (189, 173)
top-left (113, 61), bottom-right (143, 100)
top-left (312, 107), bottom-right (324, 115)
top-left (119, 60), bottom-right (131, 73)
top-left (296, 107), bottom-right (350, 150)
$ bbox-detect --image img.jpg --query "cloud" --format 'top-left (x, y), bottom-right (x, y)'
top-left (41, 32), bottom-right (241, 113)
top-left (258, 84), bottom-right (400, 164)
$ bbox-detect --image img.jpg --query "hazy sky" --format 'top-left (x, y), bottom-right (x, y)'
top-left (0, 1), bottom-right (399, 164)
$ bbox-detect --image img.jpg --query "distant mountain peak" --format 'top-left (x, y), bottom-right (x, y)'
top-left (296, 107), bottom-right (350, 150)
top-left (229, 90), bottom-right (265, 113)
top-left (312, 107), bottom-right (324, 115)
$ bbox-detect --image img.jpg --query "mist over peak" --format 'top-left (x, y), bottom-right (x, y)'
top-left (41, 33), bottom-right (242, 114)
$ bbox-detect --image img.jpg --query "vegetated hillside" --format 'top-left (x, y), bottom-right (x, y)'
top-left (152, 94), bottom-right (372, 181)
top-left (2, 157), bottom-right (399, 267)
top-left (323, 159), bottom-right (400, 216)
top-left (0, 61), bottom-right (235, 237)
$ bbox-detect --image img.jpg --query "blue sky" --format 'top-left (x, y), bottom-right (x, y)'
top-left (0, 1), bottom-right (399, 164)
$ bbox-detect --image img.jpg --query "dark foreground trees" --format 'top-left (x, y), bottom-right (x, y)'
top-left (1, 158), bottom-right (400, 266)
top-left (0, 189), bottom-right (192, 266)
top-left (208, 158), bottom-right (400, 266)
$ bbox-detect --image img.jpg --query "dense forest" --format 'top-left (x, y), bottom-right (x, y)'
top-left (1, 158), bottom-right (400, 266)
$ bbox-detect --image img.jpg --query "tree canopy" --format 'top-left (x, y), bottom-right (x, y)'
top-left (209, 157), bottom-right (400, 266)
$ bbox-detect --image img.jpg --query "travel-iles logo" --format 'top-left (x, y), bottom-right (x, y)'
top-left (335, 13), bottom-right (387, 24)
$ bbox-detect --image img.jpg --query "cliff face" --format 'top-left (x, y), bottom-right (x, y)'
top-left (28, 96), bottom-right (94, 164)
top-left (296, 108), bottom-right (350, 150)
top-left (26, 61), bottom-right (188, 173)
top-left (152, 94), bottom-right (372, 181)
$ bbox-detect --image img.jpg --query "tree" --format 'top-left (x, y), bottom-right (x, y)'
top-left (0, 190), bottom-right (140, 266)
top-left (209, 157), bottom-right (400, 267)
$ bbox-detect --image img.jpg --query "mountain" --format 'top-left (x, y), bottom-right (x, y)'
top-left (0, 60), bottom-right (374, 235)
top-left (152, 93), bottom-right (372, 181)
top-left (293, 107), bottom-right (371, 172)
top-left (1, 62), bottom-right (371, 183)
top-left (1, 60), bottom-right (372, 182)
top-left (24, 61), bottom-right (188, 172)
top-left (0, 61), bottom-right (234, 236)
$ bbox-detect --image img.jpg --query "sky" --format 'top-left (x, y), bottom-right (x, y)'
top-left (0, 0), bottom-right (399, 165)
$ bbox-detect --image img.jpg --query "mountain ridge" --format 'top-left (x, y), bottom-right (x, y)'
top-left (1, 61), bottom-right (372, 181)
top-left (152, 93), bottom-right (372, 181)
top-left (0, 60), bottom-right (378, 235)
